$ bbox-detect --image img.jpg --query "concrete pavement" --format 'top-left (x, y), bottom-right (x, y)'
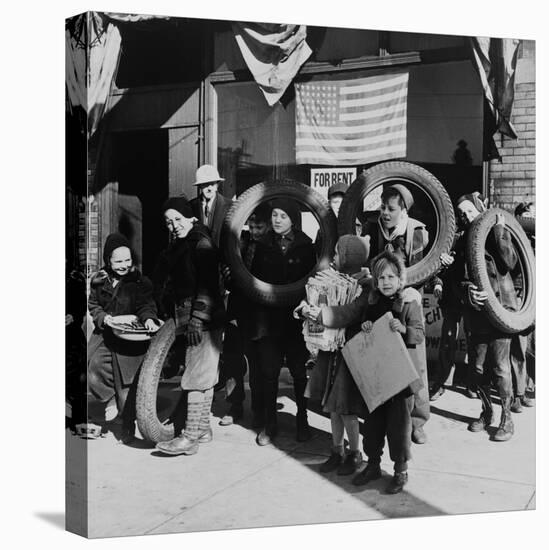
top-left (68, 374), bottom-right (535, 539)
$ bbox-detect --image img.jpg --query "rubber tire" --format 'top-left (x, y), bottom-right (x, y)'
top-left (136, 319), bottom-right (176, 443)
top-left (466, 208), bottom-right (535, 334)
top-left (338, 161), bottom-right (456, 287)
top-left (221, 180), bottom-right (338, 307)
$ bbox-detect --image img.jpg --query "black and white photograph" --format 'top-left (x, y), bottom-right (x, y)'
top-left (62, 4), bottom-right (540, 539)
top-left (3, 1), bottom-right (545, 547)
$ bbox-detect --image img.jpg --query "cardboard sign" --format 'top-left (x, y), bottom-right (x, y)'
top-left (342, 312), bottom-right (420, 412)
top-left (310, 168), bottom-right (357, 199)
top-left (422, 292), bottom-right (467, 363)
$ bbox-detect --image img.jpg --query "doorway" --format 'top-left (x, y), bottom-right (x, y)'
top-left (112, 130), bottom-right (169, 277)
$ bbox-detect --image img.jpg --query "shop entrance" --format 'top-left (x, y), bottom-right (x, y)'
top-left (111, 129), bottom-right (169, 277)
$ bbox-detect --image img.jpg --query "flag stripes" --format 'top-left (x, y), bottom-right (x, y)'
top-left (295, 72), bottom-right (409, 166)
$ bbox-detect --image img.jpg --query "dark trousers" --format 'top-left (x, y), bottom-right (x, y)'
top-left (88, 340), bottom-right (138, 427)
top-left (510, 334), bottom-right (529, 396)
top-left (470, 334), bottom-right (513, 400)
top-left (362, 393), bottom-right (414, 473)
top-left (256, 332), bottom-right (308, 433)
top-left (433, 309), bottom-right (474, 389)
top-left (221, 323), bottom-right (247, 410)
top-left (246, 339), bottom-right (264, 418)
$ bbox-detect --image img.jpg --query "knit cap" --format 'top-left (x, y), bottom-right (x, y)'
top-left (103, 233), bottom-right (131, 266)
top-left (270, 198), bottom-right (301, 227)
top-left (328, 181), bottom-right (349, 199)
top-left (386, 184), bottom-right (414, 210)
top-left (336, 234), bottom-right (370, 274)
top-left (456, 192), bottom-right (487, 214)
top-left (162, 196), bottom-right (194, 218)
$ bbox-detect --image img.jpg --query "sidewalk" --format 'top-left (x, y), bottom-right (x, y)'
top-left (69, 378), bottom-right (535, 539)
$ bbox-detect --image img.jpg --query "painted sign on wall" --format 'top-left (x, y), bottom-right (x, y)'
top-left (422, 292), bottom-right (467, 363)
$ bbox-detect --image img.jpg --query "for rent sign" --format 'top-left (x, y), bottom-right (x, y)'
top-left (310, 168), bottom-right (357, 199)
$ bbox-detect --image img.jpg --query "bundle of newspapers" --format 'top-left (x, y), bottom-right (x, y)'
top-left (303, 268), bottom-right (364, 352)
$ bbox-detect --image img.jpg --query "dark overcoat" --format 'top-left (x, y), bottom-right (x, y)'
top-left (249, 228), bottom-right (317, 341)
top-left (87, 267), bottom-right (158, 385)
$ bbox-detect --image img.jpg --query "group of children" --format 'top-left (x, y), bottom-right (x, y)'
top-left (76, 181), bottom-right (530, 496)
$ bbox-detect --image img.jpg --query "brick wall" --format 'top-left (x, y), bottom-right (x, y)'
top-left (85, 146), bottom-right (101, 276)
top-left (489, 41), bottom-right (535, 212)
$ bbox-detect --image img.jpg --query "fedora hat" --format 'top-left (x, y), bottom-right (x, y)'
top-left (192, 164), bottom-right (225, 186)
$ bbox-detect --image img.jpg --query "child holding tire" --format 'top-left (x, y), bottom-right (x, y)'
top-left (455, 193), bottom-right (519, 441)
top-left (87, 233), bottom-right (160, 444)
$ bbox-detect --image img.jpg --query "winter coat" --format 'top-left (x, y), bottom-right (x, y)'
top-left (322, 286), bottom-right (426, 400)
top-left (249, 228), bottom-right (317, 340)
top-left (87, 267), bottom-right (158, 385)
top-left (190, 193), bottom-right (232, 248)
top-left (361, 287), bottom-right (426, 397)
top-left (152, 223), bottom-right (226, 330)
top-left (366, 216), bottom-right (428, 268)
top-left (458, 224), bottom-right (518, 335)
top-left (306, 269), bottom-right (371, 416)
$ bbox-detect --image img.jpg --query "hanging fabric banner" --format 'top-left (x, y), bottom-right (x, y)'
top-left (470, 37), bottom-right (520, 159)
top-left (295, 71), bottom-right (409, 166)
top-left (232, 22), bottom-right (312, 106)
top-left (65, 12), bottom-right (122, 137)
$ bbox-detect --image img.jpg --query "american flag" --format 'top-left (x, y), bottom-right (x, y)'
top-left (295, 72), bottom-right (409, 166)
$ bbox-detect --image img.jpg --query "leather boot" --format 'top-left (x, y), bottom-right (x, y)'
top-left (468, 386), bottom-right (493, 432)
top-left (493, 397), bottom-right (514, 442)
top-left (510, 396), bottom-right (523, 414)
top-left (156, 399), bottom-right (202, 455)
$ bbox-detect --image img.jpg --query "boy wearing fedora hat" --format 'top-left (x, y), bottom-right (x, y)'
top-left (190, 164), bottom-right (232, 247)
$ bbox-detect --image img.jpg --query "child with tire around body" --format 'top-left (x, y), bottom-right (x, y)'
top-left (354, 251), bottom-right (425, 493)
top-left (88, 233), bottom-right (161, 443)
top-left (363, 184), bottom-right (430, 445)
top-left (294, 235), bottom-right (371, 476)
top-left (219, 204), bottom-right (272, 426)
top-left (454, 194), bottom-right (519, 441)
top-left (250, 198), bottom-right (317, 446)
top-left (153, 197), bottom-right (226, 456)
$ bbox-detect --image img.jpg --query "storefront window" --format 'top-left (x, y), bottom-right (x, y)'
top-left (216, 60), bottom-right (483, 236)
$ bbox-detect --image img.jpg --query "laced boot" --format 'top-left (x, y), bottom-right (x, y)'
top-left (493, 397), bottom-right (514, 442)
top-left (468, 386), bottom-right (493, 432)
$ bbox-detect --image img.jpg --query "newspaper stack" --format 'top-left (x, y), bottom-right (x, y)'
top-left (303, 268), bottom-right (363, 352)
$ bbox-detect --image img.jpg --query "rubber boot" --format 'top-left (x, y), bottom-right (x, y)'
top-left (468, 386), bottom-right (493, 432)
top-left (493, 397), bottom-right (514, 442)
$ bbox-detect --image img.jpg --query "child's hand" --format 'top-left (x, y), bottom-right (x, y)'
top-left (144, 319), bottom-right (160, 332)
top-left (293, 300), bottom-right (308, 319)
top-left (361, 320), bottom-right (373, 333)
top-left (389, 319), bottom-right (406, 333)
top-left (65, 314), bottom-right (74, 327)
top-left (440, 253), bottom-right (454, 267)
top-left (186, 317), bottom-right (203, 346)
top-left (433, 284), bottom-right (443, 300)
top-left (305, 305), bottom-right (321, 321)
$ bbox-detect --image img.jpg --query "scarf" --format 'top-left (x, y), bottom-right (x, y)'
top-left (378, 211), bottom-right (409, 252)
